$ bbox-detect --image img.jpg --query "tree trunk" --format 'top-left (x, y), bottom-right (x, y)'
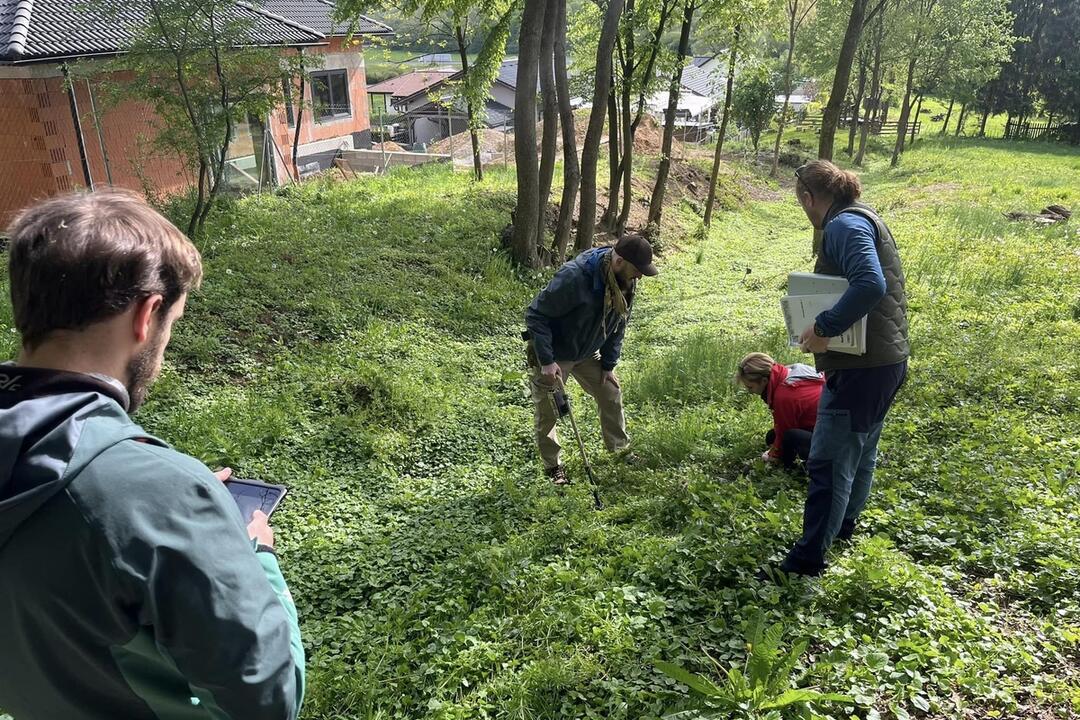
top-left (855, 20), bottom-right (883, 166)
top-left (537, 0), bottom-right (559, 249)
top-left (818, 0), bottom-right (869, 160)
top-left (198, 117), bottom-right (232, 233)
top-left (188, 160), bottom-right (209, 236)
top-left (511, 0), bottom-right (547, 267)
top-left (601, 82), bottom-right (621, 229)
top-left (954, 101), bottom-right (967, 136)
top-left (940, 98), bottom-right (954, 135)
top-left (703, 27), bottom-right (739, 228)
top-left (909, 94), bottom-right (922, 144)
top-left (616, 11), bottom-right (635, 238)
top-left (890, 56), bottom-right (917, 167)
top-left (292, 53), bottom-right (306, 180)
top-left (770, 2), bottom-right (798, 177)
top-left (552, 0), bottom-right (579, 262)
top-left (846, 57), bottom-right (868, 157)
top-left (575, 0), bottom-right (625, 251)
top-left (456, 25), bottom-right (484, 182)
top-left (648, 0), bottom-right (694, 228)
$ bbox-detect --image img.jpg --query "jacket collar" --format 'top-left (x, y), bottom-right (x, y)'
top-left (0, 366), bottom-right (130, 412)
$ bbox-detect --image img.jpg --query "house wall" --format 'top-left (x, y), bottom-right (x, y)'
top-left (490, 83), bottom-right (516, 111)
top-left (1, 38), bottom-right (375, 226)
top-left (0, 66), bottom-right (187, 227)
top-left (269, 37), bottom-right (373, 179)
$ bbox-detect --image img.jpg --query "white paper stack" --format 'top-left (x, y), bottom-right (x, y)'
top-left (781, 272), bottom-right (866, 355)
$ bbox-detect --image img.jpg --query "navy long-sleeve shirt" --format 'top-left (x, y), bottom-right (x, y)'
top-left (815, 211), bottom-right (887, 337)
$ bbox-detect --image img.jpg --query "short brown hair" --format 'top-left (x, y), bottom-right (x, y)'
top-left (6, 190), bottom-right (203, 349)
top-left (795, 160), bottom-right (862, 204)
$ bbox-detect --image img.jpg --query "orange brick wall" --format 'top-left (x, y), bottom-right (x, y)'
top-left (0, 76), bottom-right (86, 228)
top-left (0, 71), bottom-right (189, 227)
top-left (72, 74), bottom-right (191, 197)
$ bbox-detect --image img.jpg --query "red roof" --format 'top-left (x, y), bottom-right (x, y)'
top-left (367, 70), bottom-right (456, 99)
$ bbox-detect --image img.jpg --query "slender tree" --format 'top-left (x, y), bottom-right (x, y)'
top-left (703, 24), bottom-right (740, 227)
top-left (854, 11), bottom-right (885, 165)
top-left (601, 82), bottom-right (622, 229)
top-left (577, 0), bottom-right (626, 251)
top-left (647, 0), bottom-right (698, 229)
top-left (537, 0), bottom-right (560, 248)
top-left (511, 0), bottom-right (547, 267)
top-left (552, 0), bottom-right (579, 261)
top-left (818, 0), bottom-right (888, 160)
top-left (99, 0), bottom-right (302, 235)
top-left (770, 0), bottom-right (817, 176)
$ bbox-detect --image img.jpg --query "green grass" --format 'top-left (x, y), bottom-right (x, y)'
top-left (1, 136), bottom-right (1079, 720)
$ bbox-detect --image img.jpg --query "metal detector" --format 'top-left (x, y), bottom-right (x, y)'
top-left (553, 376), bottom-right (603, 510)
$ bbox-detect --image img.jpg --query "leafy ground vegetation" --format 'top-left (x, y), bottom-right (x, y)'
top-left (1, 137), bottom-right (1078, 720)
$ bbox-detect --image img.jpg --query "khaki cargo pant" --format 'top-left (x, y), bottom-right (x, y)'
top-left (530, 352), bottom-right (630, 470)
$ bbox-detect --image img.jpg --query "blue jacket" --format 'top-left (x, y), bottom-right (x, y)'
top-left (525, 248), bottom-right (633, 370)
top-left (814, 209), bottom-right (887, 337)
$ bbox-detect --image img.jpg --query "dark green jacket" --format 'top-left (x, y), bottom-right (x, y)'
top-left (0, 367), bottom-right (305, 719)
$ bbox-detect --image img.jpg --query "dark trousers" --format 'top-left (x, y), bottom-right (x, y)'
top-left (764, 428), bottom-right (813, 469)
top-left (782, 361), bottom-right (907, 576)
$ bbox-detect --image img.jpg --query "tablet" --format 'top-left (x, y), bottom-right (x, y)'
top-left (224, 478), bottom-right (288, 523)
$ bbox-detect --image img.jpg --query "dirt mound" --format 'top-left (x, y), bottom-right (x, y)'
top-left (373, 141), bottom-right (406, 153)
top-left (429, 128), bottom-right (514, 165)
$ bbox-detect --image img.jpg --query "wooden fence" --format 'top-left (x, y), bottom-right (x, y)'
top-left (1003, 118), bottom-right (1060, 141)
top-left (798, 115), bottom-right (922, 137)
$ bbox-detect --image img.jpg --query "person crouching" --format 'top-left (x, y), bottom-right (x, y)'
top-left (736, 352), bottom-right (824, 470)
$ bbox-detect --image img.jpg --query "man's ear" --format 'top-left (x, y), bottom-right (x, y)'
top-left (132, 295), bottom-right (164, 344)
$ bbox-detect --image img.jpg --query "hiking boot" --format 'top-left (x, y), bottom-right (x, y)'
top-left (613, 448), bottom-right (644, 466)
top-left (835, 519), bottom-right (857, 543)
top-left (546, 465), bottom-right (570, 486)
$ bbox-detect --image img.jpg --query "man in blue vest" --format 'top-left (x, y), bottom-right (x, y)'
top-left (776, 160), bottom-right (910, 577)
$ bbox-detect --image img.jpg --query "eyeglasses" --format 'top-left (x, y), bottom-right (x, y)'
top-left (794, 165), bottom-right (811, 198)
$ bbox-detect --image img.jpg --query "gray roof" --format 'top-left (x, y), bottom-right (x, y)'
top-left (680, 63), bottom-right (723, 98)
top-left (0, 0), bottom-right (389, 63)
top-left (258, 0), bottom-right (391, 37)
top-left (497, 58), bottom-right (517, 88)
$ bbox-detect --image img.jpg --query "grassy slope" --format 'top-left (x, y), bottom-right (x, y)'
top-left (1, 139), bottom-right (1077, 720)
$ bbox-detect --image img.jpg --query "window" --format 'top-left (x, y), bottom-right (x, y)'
top-left (311, 70), bottom-right (351, 121)
top-left (281, 77), bottom-right (295, 127)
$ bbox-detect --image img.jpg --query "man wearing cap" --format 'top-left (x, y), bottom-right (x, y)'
top-left (524, 234), bottom-right (658, 485)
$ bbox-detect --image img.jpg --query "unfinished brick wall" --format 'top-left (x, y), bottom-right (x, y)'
top-left (0, 72), bottom-right (188, 228)
top-left (71, 75), bottom-right (190, 198)
top-left (0, 77), bottom-right (83, 227)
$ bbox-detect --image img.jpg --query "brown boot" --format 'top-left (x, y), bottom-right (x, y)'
top-left (546, 465), bottom-right (570, 486)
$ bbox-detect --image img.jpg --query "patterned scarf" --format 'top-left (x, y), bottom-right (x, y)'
top-left (601, 251), bottom-right (631, 334)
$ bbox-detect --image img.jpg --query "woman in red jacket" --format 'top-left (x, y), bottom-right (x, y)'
top-left (736, 352), bottom-right (825, 469)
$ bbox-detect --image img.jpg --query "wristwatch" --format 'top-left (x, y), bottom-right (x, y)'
top-left (813, 322), bottom-right (828, 338)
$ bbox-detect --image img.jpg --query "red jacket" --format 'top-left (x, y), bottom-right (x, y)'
top-left (766, 363), bottom-right (825, 457)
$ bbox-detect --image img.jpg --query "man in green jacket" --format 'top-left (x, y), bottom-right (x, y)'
top-left (0, 191), bottom-right (305, 719)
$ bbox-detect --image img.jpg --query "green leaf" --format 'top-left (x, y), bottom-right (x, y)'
top-left (761, 689), bottom-right (855, 709)
top-left (655, 661), bottom-right (723, 698)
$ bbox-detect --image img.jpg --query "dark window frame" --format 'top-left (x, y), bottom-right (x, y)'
top-left (281, 77), bottom-right (296, 127)
top-left (310, 69), bottom-right (351, 122)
